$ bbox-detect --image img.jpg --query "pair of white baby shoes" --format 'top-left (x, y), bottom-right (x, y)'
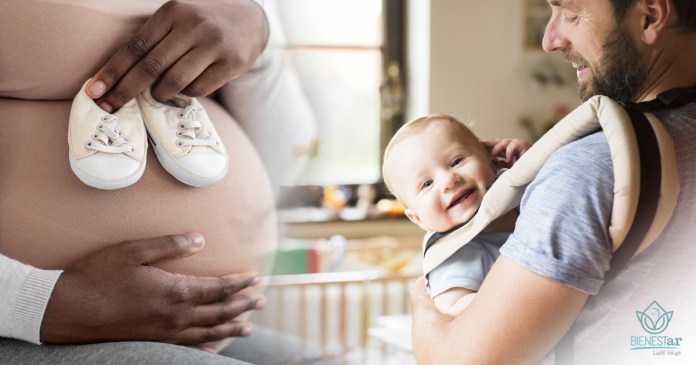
top-left (68, 80), bottom-right (228, 190)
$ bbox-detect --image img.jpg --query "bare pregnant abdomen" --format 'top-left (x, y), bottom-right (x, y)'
top-left (0, 97), bottom-right (277, 278)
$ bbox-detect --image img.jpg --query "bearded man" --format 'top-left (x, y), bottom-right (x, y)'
top-left (411, 1), bottom-right (696, 364)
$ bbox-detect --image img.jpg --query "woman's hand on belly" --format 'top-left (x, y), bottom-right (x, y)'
top-left (40, 233), bottom-right (265, 345)
top-left (86, 0), bottom-right (269, 113)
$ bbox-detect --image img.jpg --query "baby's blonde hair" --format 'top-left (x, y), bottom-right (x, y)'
top-left (382, 114), bottom-right (480, 201)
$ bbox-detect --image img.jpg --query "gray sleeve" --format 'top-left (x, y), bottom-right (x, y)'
top-left (427, 234), bottom-right (505, 297)
top-left (499, 132), bottom-right (614, 295)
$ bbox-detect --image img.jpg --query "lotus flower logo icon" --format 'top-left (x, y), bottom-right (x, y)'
top-left (636, 301), bottom-right (673, 334)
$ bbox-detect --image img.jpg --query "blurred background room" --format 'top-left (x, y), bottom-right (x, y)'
top-left (244, 1), bottom-right (583, 363)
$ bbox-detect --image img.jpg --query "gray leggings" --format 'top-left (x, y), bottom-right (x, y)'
top-left (0, 327), bottom-right (324, 365)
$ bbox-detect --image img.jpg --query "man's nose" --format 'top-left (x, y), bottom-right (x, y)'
top-left (542, 14), bottom-right (570, 52)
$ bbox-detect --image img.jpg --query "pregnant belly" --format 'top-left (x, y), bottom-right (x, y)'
top-left (0, 97), bottom-right (277, 278)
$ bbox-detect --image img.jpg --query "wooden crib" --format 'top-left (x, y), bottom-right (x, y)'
top-left (253, 270), bottom-right (419, 364)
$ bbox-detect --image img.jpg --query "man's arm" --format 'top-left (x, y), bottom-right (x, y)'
top-left (411, 256), bottom-right (588, 364)
top-left (412, 132), bottom-right (614, 364)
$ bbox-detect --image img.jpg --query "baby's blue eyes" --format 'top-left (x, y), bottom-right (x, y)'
top-left (419, 179), bottom-right (433, 191)
top-left (450, 157), bottom-right (464, 167)
top-left (417, 156), bottom-right (466, 191)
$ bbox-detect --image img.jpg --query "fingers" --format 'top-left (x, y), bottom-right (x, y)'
top-left (178, 273), bottom-right (261, 306)
top-left (87, 10), bottom-right (172, 111)
top-left (191, 294), bottom-right (266, 327)
top-left (171, 321), bottom-right (254, 345)
top-left (484, 139), bottom-right (531, 165)
top-left (410, 277), bottom-right (440, 319)
top-left (489, 139), bottom-right (511, 160)
top-left (181, 63), bottom-right (235, 98)
top-left (150, 50), bottom-right (215, 102)
top-left (410, 276), bottom-right (429, 301)
top-left (480, 140), bottom-right (498, 153)
top-left (158, 276), bottom-right (264, 345)
top-left (504, 139), bottom-right (531, 163)
top-left (505, 142), bottom-right (517, 163)
top-left (119, 233), bottom-right (205, 265)
top-left (513, 139), bottom-right (532, 157)
top-left (99, 33), bottom-right (195, 111)
top-left (87, 0), bottom-right (267, 112)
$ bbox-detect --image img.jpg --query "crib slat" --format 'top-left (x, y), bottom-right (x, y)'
top-left (258, 271), bottom-right (419, 362)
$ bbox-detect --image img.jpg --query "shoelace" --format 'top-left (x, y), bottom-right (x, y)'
top-left (85, 115), bottom-right (134, 153)
top-left (176, 106), bottom-right (218, 147)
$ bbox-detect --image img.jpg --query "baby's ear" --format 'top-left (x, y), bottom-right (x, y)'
top-left (405, 209), bottom-right (428, 230)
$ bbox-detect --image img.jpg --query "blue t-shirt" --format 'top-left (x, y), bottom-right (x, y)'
top-left (499, 131), bottom-right (614, 295)
top-left (496, 104), bottom-right (696, 364)
top-left (427, 232), bottom-right (509, 297)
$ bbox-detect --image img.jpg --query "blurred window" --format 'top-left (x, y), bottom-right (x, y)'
top-left (276, 0), bottom-right (404, 186)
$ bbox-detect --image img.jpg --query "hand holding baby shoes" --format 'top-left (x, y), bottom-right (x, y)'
top-left (68, 80), bottom-right (228, 189)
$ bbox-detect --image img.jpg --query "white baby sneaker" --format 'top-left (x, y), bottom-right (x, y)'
top-left (68, 80), bottom-right (147, 190)
top-left (137, 89), bottom-right (228, 187)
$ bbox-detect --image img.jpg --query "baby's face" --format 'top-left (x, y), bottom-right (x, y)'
top-left (387, 123), bottom-right (496, 232)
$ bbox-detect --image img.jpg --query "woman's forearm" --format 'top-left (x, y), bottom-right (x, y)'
top-left (0, 254), bottom-right (62, 344)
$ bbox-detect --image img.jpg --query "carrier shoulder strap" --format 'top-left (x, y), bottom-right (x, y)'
top-left (555, 87), bottom-right (695, 365)
top-left (603, 109), bottom-right (662, 281)
top-left (602, 89), bottom-right (696, 278)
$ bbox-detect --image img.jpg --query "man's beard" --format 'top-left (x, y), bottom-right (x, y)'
top-left (566, 23), bottom-right (647, 102)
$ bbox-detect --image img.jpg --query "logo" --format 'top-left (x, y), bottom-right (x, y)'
top-left (629, 300), bottom-right (683, 356)
top-left (636, 300), bottom-right (673, 334)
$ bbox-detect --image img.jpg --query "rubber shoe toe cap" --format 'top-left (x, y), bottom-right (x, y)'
top-left (178, 153), bottom-right (227, 179)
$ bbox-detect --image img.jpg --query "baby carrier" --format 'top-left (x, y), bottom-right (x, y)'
top-left (422, 93), bottom-right (688, 286)
top-left (421, 87), bottom-right (696, 365)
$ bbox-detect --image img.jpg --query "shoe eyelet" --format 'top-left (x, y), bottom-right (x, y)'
top-left (176, 131), bottom-right (182, 137)
top-left (215, 141), bottom-right (220, 146)
top-left (176, 140), bottom-right (184, 148)
top-left (130, 147), bottom-right (135, 153)
top-left (178, 123), bottom-right (185, 129)
top-left (177, 112), bottom-right (184, 118)
top-left (85, 141), bottom-right (93, 149)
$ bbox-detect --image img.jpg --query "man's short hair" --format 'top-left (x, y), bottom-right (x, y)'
top-left (609, 0), bottom-right (696, 33)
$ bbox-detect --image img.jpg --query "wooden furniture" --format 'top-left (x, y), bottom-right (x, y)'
top-left (254, 270), bottom-right (419, 364)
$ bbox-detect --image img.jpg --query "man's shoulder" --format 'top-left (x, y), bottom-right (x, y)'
top-left (541, 130), bottom-right (613, 179)
top-left (555, 130), bottom-right (609, 156)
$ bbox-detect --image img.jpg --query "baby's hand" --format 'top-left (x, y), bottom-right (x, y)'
top-left (481, 138), bottom-right (532, 168)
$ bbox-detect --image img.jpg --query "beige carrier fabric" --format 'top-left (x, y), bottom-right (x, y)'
top-left (422, 95), bottom-right (680, 279)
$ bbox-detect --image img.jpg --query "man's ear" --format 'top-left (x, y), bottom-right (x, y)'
top-left (405, 208), bottom-right (428, 231)
top-left (639, 0), bottom-right (672, 44)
